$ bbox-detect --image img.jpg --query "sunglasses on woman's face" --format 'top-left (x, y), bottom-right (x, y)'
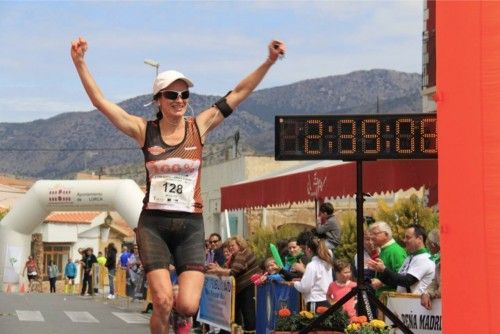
top-left (160, 90), bottom-right (190, 100)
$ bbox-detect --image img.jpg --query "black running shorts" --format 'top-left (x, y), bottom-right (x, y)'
top-left (136, 210), bottom-right (206, 275)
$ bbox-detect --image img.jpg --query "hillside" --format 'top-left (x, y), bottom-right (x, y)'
top-left (0, 69), bottom-right (421, 179)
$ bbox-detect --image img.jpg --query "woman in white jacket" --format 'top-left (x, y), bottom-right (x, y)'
top-left (293, 236), bottom-right (333, 312)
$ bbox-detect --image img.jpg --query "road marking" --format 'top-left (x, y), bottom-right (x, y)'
top-left (64, 311), bottom-right (99, 323)
top-left (16, 310), bottom-right (44, 322)
top-left (112, 312), bottom-right (149, 324)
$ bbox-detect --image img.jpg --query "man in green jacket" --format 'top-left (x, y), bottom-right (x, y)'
top-left (368, 221), bottom-right (407, 297)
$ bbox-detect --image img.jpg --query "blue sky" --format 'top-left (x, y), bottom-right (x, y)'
top-left (0, 0), bottom-right (423, 123)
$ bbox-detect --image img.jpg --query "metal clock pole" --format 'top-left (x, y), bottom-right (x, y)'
top-left (299, 160), bottom-right (413, 334)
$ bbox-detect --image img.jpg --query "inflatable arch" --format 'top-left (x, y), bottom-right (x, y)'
top-left (0, 179), bottom-right (144, 288)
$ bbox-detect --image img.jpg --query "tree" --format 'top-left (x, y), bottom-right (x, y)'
top-left (374, 194), bottom-right (438, 245)
top-left (249, 224), bottom-right (303, 263)
top-left (334, 210), bottom-right (357, 261)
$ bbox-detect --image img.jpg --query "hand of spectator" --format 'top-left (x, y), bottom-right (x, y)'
top-left (420, 293), bottom-right (432, 310)
top-left (370, 278), bottom-right (383, 289)
top-left (367, 258), bottom-right (386, 272)
top-left (292, 261), bottom-right (305, 273)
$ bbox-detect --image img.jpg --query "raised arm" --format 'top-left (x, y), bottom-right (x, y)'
top-left (196, 39), bottom-right (286, 138)
top-left (71, 37), bottom-right (146, 146)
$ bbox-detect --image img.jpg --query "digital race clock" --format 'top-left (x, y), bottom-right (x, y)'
top-left (275, 113), bottom-right (437, 161)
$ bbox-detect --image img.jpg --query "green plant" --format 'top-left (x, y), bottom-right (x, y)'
top-left (275, 308), bottom-right (308, 331)
top-left (249, 224), bottom-right (302, 263)
top-left (334, 210), bottom-right (357, 260)
top-left (375, 194), bottom-right (438, 245)
top-left (314, 306), bottom-right (349, 331)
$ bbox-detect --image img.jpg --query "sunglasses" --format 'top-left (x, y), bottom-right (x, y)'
top-left (160, 90), bottom-right (190, 100)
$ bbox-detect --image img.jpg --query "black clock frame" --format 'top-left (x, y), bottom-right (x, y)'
top-left (275, 113), bottom-right (437, 161)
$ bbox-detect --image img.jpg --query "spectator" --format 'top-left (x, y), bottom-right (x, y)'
top-left (368, 221), bottom-right (407, 297)
top-left (327, 259), bottom-right (357, 318)
top-left (127, 245), bottom-right (142, 299)
top-left (251, 257), bottom-right (285, 285)
top-left (353, 231), bottom-right (379, 282)
top-left (276, 238), bottom-right (290, 262)
top-left (80, 248), bottom-right (97, 296)
top-left (47, 260), bottom-right (59, 293)
top-left (105, 242), bottom-right (117, 299)
top-left (64, 258), bottom-right (77, 294)
top-left (353, 231), bottom-right (379, 316)
top-left (316, 202), bottom-right (341, 251)
top-left (368, 224), bottom-right (435, 294)
top-left (206, 236), bottom-right (261, 333)
top-left (290, 230), bottom-right (316, 276)
top-left (221, 240), bottom-right (233, 268)
top-left (280, 237), bottom-right (307, 281)
top-left (119, 245), bottom-right (131, 268)
top-left (97, 251), bottom-right (107, 266)
top-left (22, 255), bottom-right (39, 293)
top-left (205, 233), bottom-right (225, 267)
top-left (292, 237), bottom-right (333, 312)
top-left (421, 228), bottom-right (441, 310)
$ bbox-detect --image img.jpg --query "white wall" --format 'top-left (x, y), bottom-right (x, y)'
top-left (201, 156), bottom-right (301, 238)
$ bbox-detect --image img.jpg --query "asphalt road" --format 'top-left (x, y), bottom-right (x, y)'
top-left (0, 292), bottom-right (151, 334)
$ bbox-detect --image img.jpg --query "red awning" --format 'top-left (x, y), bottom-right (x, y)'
top-left (221, 160), bottom-right (438, 210)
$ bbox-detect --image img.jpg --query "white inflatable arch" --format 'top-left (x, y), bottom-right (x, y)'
top-left (0, 179), bottom-right (144, 288)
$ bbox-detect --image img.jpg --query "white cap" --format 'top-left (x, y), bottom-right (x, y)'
top-left (153, 70), bottom-right (194, 96)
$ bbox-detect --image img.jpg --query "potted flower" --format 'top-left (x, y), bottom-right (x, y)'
top-left (274, 308), bottom-right (309, 333)
top-left (314, 306), bottom-right (349, 333)
top-left (344, 316), bottom-right (391, 334)
top-left (274, 307), bottom-right (348, 334)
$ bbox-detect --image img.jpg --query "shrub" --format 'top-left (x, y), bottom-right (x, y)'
top-left (248, 224), bottom-right (303, 263)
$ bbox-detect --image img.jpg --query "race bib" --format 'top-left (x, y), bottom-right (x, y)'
top-left (147, 158), bottom-right (200, 212)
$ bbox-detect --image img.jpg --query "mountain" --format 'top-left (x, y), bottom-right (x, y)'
top-left (0, 69), bottom-right (422, 179)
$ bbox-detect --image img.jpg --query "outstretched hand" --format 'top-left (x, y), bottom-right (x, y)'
top-left (71, 37), bottom-right (88, 64)
top-left (367, 258), bottom-right (386, 272)
top-left (268, 39), bottom-right (286, 62)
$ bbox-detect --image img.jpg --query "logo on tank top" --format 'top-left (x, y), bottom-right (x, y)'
top-left (147, 145), bottom-right (166, 155)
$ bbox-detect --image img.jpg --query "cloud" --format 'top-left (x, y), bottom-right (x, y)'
top-left (0, 0), bottom-right (424, 122)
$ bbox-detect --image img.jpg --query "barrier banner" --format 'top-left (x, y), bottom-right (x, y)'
top-left (256, 282), bottom-right (301, 334)
top-left (384, 293), bottom-right (442, 334)
top-left (115, 267), bottom-right (127, 297)
top-left (198, 274), bottom-right (235, 331)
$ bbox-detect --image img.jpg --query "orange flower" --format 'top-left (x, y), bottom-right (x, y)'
top-left (316, 306), bottom-right (329, 314)
top-left (350, 315), bottom-right (368, 324)
top-left (278, 308), bottom-right (292, 317)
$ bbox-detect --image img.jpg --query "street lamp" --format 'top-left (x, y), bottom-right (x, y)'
top-left (144, 58), bottom-right (160, 76)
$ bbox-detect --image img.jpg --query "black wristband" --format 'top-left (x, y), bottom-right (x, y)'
top-left (213, 91), bottom-right (233, 118)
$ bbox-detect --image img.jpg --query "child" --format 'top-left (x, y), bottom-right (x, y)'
top-left (251, 257), bottom-right (284, 285)
top-left (327, 259), bottom-right (357, 318)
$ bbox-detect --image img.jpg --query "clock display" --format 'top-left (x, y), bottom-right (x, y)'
top-left (275, 113), bottom-right (437, 161)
